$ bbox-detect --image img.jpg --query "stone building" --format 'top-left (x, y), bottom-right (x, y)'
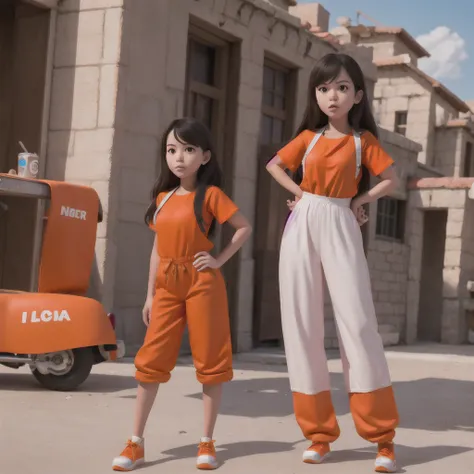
top-left (1, 0), bottom-right (472, 355)
top-left (331, 21), bottom-right (474, 345)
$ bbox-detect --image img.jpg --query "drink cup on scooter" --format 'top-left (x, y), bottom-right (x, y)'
top-left (17, 142), bottom-right (39, 179)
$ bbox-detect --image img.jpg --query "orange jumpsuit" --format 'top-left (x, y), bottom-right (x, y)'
top-left (134, 186), bottom-right (238, 385)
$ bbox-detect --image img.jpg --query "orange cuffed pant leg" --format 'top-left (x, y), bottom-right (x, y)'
top-left (349, 385), bottom-right (399, 443)
top-left (186, 268), bottom-right (233, 385)
top-left (293, 391), bottom-right (340, 443)
top-left (134, 287), bottom-right (185, 384)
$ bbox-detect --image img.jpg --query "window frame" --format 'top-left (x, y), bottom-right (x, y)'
top-left (184, 25), bottom-right (230, 168)
top-left (375, 196), bottom-right (406, 242)
top-left (259, 58), bottom-right (295, 146)
top-left (463, 140), bottom-right (473, 178)
top-left (394, 110), bottom-right (408, 136)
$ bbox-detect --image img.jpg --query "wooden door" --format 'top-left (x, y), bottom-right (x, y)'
top-left (253, 143), bottom-right (293, 343)
top-left (252, 59), bottom-right (296, 344)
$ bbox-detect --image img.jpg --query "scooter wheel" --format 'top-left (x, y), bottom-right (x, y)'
top-left (31, 348), bottom-right (94, 391)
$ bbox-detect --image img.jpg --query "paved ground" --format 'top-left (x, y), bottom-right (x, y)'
top-left (1, 344), bottom-right (473, 474)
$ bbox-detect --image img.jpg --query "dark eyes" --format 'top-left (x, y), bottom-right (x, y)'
top-left (167, 147), bottom-right (196, 153)
top-left (318, 85), bottom-right (349, 92)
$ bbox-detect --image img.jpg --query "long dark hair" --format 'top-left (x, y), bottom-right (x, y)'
top-left (144, 117), bottom-right (222, 236)
top-left (293, 53), bottom-right (378, 197)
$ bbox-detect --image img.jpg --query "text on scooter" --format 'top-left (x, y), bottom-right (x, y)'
top-left (60, 206), bottom-right (87, 220)
top-left (21, 310), bottom-right (71, 323)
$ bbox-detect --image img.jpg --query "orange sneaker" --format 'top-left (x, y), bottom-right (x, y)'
top-left (112, 439), bottom-right (145, 471)
top-left (375, 442), bottom-right (397, 473)
top-left (302, 441), bottom-right (330, 464)
top-left (196, 438), bottom-right (218, 470)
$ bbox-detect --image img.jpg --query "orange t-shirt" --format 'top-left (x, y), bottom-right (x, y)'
top-left (151, 186), bottom-right (238, 258)
top-left (277, 130), bottom-right (394, 198)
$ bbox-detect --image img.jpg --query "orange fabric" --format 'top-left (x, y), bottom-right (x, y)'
top-left (377, 442), bottom-right (395, 461)
top-left (0, 174), bottom-right (100, 295)
top-left (39, 180), bottom-right (99, 294)
top-left (349, 386), bottom-right (399, 443)
top-left (277, 130), bottom-right (394, 198)
top-left (304, 442), bottom-right (330, 464)
top-left (113, 440), bottom-right (144, 471)
top-left (136, 186), bottom-right (236, 384)
top-left (197, 440), bottom-right (217, 468)
top-left (0, 292), bottom-right (116, 354)
top-left (134, 259), bottom-right (233, 384)
top-left (292, 391), bottom-right (341, 443)
top-left (151, 186), bottom-right (238, 258)
top-left (293, 385), bottom-right (398, 444)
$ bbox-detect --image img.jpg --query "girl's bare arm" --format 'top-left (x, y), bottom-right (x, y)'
top-left (266, 156), bottom-right (304, 198)
top-left (146, 235), bottom-right (159, 300)
top-left (215, 212), bottom-right (252, 267)
top-left (357, 165), bottom-right (400, 205)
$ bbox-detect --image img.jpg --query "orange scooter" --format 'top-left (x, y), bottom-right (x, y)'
top-left (0, 173), bottom-right (125, 390)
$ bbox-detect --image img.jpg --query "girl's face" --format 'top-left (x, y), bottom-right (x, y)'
top-left (315, 67), bottom-right (363, 120)
top-left (166, 130), bottom-right (210, 179)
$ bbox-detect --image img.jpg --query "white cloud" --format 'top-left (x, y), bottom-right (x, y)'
top-left (416, 26), bottom-right (468, 80)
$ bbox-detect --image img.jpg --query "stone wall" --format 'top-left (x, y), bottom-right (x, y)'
top-left (323, 129), bottom-right (421, 347)
top-left (433, 127), bottom-right (461, 176)
top-left (434, 127), bottom-right (474, 178)
top-left (357, 35), bottom-right (420, 66)
top-left (366, 129), bottom-right (420, 341)
top-left (427, 94), bottom-right (460, 168)
top-left (111, 0), bottom-right (363, 353)
top-left (45, 0), bottom-right (124, 312)
top-left (42, 0), bottom-right (447, 353)
top-left (374, 68), bottom-right (432, 165)
top-left (0, 3), bottom-right (15, 172)
top-left (457, 129), bottom-right (474, 177)
top-left (442, 199), bottom-right (469, 343)
top-left (407, 183), bottom-right (471, 343)
top-left (459, 196), bottom-right (474, 340)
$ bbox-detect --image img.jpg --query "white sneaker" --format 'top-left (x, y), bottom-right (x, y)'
top-left (375, 442), bottom-right (397, 473)
top-left (302, 442), bottom-right (330, 464)
top-left (112, 439), bottom-right (145, 471)
top-left (196, 439), bottom-right (218, 470)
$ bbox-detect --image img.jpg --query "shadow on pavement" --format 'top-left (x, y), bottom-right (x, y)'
top-left (385, 343), bottom-right (474, 358)
top-left (143, 440), bottom-right (301, 468)
top-left (394, 444), bottom-right (472, 468)
top-left (328, 443), bottom-right (471, 470)
top-left (139, 441), bottom-right (470, 470)
top-left (0, 372), bottom-right (138, 393)
top-left (185, 374), bottom-right (474, 434)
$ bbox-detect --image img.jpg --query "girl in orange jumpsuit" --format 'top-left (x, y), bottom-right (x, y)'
top-left (112, 117), bottom-right (252, 471)
top-left (267, 53), bottom-right (400, 472)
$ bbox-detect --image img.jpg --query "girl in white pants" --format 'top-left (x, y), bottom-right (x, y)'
top-left (266, 53), bottom-right (400, 473)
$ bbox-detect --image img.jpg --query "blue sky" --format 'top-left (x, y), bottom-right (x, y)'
top-left (299, 0), bottom-right (473, 101)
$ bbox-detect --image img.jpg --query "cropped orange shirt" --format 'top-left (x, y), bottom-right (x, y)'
top-left (277, 130), bottom-right (394, 198)
top-left (151, 186), bottom-right (238, 258)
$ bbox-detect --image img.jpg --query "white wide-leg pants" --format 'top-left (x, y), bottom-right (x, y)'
top-left (279, 192), bottom-right (398, 443)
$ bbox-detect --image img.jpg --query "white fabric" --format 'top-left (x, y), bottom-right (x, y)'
top-left (301, 128), bottom-right (362, 179)
top-left (112, 456), bottom-right (144, 470)
top-left (375, 456), bottom-right (397, 472)
top-left (279, 192), bottom-right (391, 394)
top-left (303, 449), bottom-right (330, 463)
top-left (153, 187), bottom-right (178, 224)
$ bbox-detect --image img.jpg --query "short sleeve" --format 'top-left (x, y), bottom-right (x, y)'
top-left (150, 192), bottom-right (167, 227)
top-left (362, 132), bottom-right (394, 176)
top-left (206, 186), bottom-right (239, 224)
top-left (276, 131), bottom-right (312, 172)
